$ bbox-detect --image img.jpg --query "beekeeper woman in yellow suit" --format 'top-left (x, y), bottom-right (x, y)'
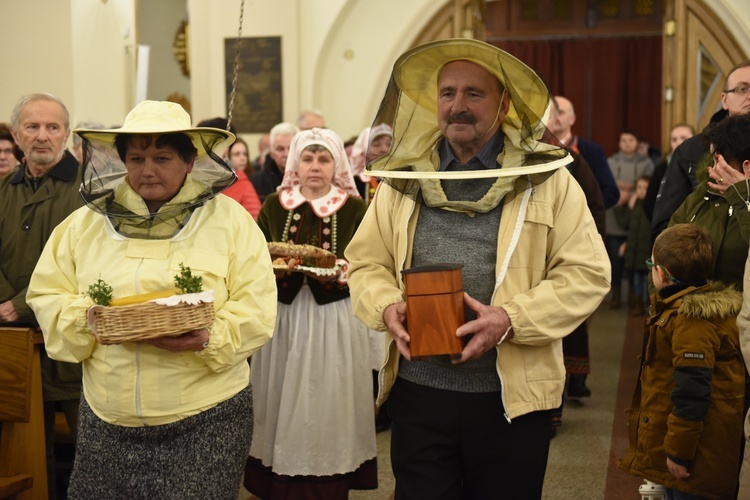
top-left (27, 100), bottom-right (277, 499)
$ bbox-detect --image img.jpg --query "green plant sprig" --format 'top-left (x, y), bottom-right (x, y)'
top-left (85, 265), bottom-right (202, 305)
top-left (174, 263), bottom-right (203, 294)
top-left (87, 278), bottom-right (113, 306)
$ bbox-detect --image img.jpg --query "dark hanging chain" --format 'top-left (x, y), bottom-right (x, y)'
top-left (226, 0), bottom-right (245, 132)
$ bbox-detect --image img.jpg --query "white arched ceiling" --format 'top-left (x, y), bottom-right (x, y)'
top-left (312, 0), bottom-right (446, 138)
top-left (707, 1), bottom-right (750, 59)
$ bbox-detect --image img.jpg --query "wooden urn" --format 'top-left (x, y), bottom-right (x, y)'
top-left (401, 263), bottom-right (466, 358)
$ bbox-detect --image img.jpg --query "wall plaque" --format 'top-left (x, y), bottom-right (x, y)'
top-left (225, 36), bottom-right (282, 133)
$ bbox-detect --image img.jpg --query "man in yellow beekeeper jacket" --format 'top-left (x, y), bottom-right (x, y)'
top-left (345, 39), bottom-right (611, 499)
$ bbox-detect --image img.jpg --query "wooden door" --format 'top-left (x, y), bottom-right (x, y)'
top-left (663, 0), bottom-right (746, 144)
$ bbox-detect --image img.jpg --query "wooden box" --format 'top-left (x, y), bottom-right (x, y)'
top-left (402, 264), bottom-right (466, 358)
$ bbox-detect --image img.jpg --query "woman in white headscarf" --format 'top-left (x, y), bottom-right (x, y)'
top-left (349, 123), bottom-right (393, 204)
top-left (246, 127), bottom-right (377, 499)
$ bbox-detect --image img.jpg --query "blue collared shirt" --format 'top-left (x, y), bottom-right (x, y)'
top-left (438, 128), bottom-right (505, 172)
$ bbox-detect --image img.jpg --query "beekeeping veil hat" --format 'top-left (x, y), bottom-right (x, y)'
top-left (76, 100), bottom-right (236, 239)
top-left (367, 38), bottom-right (570, 213)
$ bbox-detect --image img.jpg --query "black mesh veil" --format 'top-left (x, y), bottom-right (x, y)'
top-left (365, 39), bottom-right (571, 213)
top-left (76, 101), bottom-right (236, 239)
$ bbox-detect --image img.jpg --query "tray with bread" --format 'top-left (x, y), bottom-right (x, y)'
top-left (267, 242), bottom-right (339, 276)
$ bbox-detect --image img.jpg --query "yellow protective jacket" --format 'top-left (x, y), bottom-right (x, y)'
top-left (27, 185), bottom-right (277, 427)
top-left (345, 167), bottom-right (610, 420)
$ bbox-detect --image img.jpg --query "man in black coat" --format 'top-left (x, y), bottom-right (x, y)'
top-left (554, 96), bottom-right (619, 209)
top-left (249, 122), bottom-right (298, 202)
top-left (652, 60), bottom-right (750, 239)
top-left (1, 93), bottom-right (83, 498)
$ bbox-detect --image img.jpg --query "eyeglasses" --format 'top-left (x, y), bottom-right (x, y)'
top-left (645, 258), bottom-right (681, 283)
top-left (0, 148), bottom-right (14, 156)
top-left (725, 85), bottom-right (750, 96)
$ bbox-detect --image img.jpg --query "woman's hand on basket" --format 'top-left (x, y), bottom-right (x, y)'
top-left (274, 268), bottom-right (293, 279)
top-left (141, 328), bottom-right (209, 352)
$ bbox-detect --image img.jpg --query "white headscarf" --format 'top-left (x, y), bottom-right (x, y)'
top-left (278, 127), bottom-right (360, 197)
top-left (349, 124), bottom-right (394, 180)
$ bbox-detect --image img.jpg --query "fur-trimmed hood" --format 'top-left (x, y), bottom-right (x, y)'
top-left (677, 282), bottom-right (742, 320)
top-left (623, 277), bottom-right (745, 497)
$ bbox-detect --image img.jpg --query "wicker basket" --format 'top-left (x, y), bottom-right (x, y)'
top-left (90, 300), bottom-right (215, 344)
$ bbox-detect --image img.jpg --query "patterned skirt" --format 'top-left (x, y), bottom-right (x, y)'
top-left (68, 385), bottom-right (253, 499)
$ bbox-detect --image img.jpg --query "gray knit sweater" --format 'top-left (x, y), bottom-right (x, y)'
top-left (398, 136), bottom-right (504, 393)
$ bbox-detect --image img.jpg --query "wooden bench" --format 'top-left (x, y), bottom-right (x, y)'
top-left (0, 327), bottom-right (48, 499)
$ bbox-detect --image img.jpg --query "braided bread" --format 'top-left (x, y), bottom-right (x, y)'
top-left (267, 242), bottom-right (337, 269)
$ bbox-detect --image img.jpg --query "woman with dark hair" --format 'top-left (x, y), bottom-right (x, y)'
top-left (0, 122), bottom-right (20, 178)
top-left (669, 114), bottom-right (750, 288)
top-left (224, 136), bottom-right (262, 219)
top-left (27, 100), bottom-right (277, 498)
top-left (229, 136), bottom-right (251, 173)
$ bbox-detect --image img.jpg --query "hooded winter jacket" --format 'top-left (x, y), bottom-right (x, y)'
top-left (668, 162), bottom-right (750, 290)
top-left (619, 282), bottom-right (744, 499)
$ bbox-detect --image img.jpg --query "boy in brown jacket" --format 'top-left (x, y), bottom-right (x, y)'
top-left (619, 223), bottom-right (745, 499)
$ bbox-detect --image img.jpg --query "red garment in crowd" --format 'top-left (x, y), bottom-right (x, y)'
top-left (223, 169), bottom-right (262, 220)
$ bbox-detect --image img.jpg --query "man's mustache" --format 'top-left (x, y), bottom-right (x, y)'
top-left (447, 112), bottom-right (477, 125)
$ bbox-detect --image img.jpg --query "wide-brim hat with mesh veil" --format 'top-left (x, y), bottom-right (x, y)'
top-left (366, 38), bottom-right (571, 214)
top-left (76, 100), bottom-right (236, 239)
